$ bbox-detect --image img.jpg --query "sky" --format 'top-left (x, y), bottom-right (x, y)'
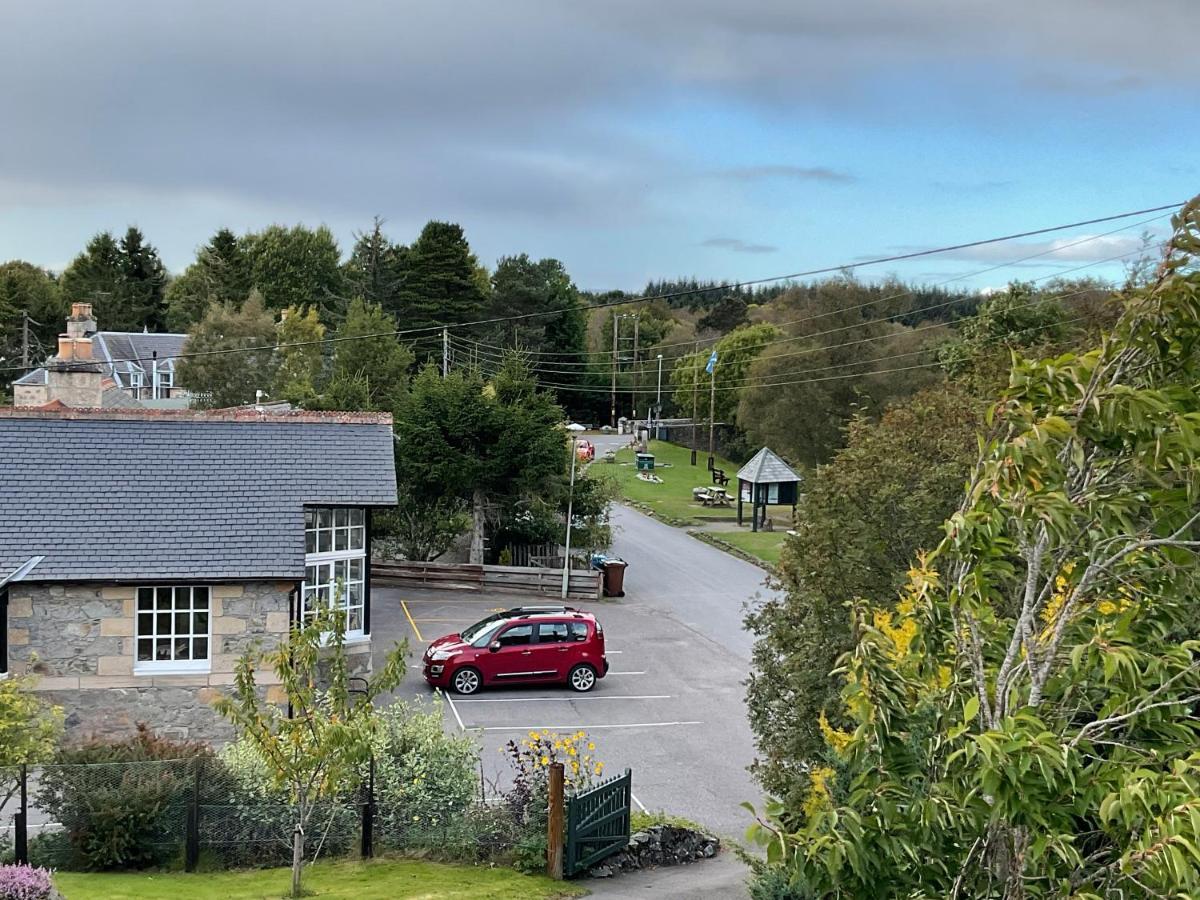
top-left (0, 0), bottom-right (1197, 293)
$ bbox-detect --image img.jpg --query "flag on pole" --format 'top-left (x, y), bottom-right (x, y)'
top-left (705, 350), bottom-right (718, 375)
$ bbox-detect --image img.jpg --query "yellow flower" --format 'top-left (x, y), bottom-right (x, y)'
top-left (594, 764), bottom-right (603, 775)
top-left (529, 731), bottom-right (541, 740)
top-left (587, 742), bottom-right (595, 751)
top-left (540, 755), bottom-right (549, 765)
top-left (818, 710), bottom-right (852, 754)
top-left (802, 766), bottom-right (835, 819)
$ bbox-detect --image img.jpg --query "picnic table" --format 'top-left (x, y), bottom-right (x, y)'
top-left (693, 486), bottom-right (733, 507)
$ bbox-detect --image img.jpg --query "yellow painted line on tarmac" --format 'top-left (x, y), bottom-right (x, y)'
top-left (400, 599), bottom-right (425, 642)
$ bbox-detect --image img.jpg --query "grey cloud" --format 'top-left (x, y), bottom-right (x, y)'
top-left (881, 234), bottom-right (1149, 267)
top-left (702, 237), bottom-right (780, 254)
top-left (717, 165), bottom-right (855, 184)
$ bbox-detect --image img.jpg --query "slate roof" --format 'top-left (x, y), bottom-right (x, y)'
top-left (15, 331), bottom-right (189, 394)
top-left (0, 408), bottom-right (397, 582)
top-left (736, 447), bottom-right (802, 485)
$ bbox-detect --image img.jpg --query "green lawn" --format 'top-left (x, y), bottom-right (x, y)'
top-left (603, 440), bottom-right (742, 525)
top-left (55, 859), bottom-right (585, 900)
top-left (713, 529), bottom-right (789, 567)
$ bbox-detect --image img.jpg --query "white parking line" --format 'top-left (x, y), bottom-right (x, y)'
top-left (442, 691), bottom-right (466, 732)
top-left (480, 721), bottom-right (702, 732)
top-left (453, 694), bottom-right (670, 704)
top-left (607, 671), bottom-right (646, 676)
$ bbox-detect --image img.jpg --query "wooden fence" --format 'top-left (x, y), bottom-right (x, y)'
top-left (371, 560), bottom-right (602, 601)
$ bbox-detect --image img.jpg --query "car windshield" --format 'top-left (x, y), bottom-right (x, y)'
top-left (460, 613), bottom-right (507, 644)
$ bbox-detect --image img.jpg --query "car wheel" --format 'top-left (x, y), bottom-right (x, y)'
top-left (568, 664), bottom-right (597, 693)
top-left (452, 667), bottom-right (482, 695)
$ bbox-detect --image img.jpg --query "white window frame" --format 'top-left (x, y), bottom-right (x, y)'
top-left (303, 507), bottom-right (367, 640)
top-left (127, 367), bottom-right (144, 398)
top-left (134, 585), bottom-right (212, 675)
top-left (154, 363), bottom-right (173, 399)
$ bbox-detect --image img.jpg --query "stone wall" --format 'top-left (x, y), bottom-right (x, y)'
top-left (6, 580), bottom-right (373, 743)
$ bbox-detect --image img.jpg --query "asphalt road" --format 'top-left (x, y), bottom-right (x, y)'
top-left (372, 431), bottom-right (778, 844)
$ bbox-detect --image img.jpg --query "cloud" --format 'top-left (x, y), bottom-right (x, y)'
top-left (716, 165), bottom-right (855, 184)
top-left (702, 237), bottom-right (780, 254)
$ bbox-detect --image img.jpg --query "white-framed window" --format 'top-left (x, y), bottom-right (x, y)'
top-left (154, 364), bottom-right (173, 399)
top-left (303, 507), bottom-right (366, 637)
top-left (128, 368), bottom-right (144, 398)
top-left (135, 586), bottom-right (211, 673)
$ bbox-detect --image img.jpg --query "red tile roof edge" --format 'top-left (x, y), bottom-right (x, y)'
top-left (0, 406), bottom-right (393, 425)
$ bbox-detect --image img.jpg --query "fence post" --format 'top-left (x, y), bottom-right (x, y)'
top-left (360, 755), bottom-right (375, 860)
top-left (14, 764), bottom-right (28, 865)
top-left (547, 762), bottom-right (565, 880)
top-left (185, 758), bottom-right (200, 872)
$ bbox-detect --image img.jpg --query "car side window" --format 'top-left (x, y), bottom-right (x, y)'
top-left (569, 622), bottom-right (589, 641)
top-left (496, 624), bottom-right (533, 647)
top-left (538, 622), bottom-right (569, 643)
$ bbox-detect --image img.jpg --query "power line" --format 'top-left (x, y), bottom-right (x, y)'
top-left (0, 201), bottom-right (1178, 376)
top-left (448, 247), bottom-right (1140, 378)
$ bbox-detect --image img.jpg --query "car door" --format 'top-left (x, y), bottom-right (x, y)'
top-left (486, 623), bottom-right (538, 683)
top-left (535, 621), bottom-right (573, 678)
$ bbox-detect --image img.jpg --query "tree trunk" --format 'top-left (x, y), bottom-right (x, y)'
top-left (469, 489), bottom-right (486, 564)
top-left (291, 821), bottom-right (304, 898)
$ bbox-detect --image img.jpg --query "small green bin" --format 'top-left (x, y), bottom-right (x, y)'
top-left (635, 452), bottom-right (655, 471)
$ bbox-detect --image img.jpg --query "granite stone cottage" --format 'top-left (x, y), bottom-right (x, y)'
top-left (0, 407), bottom-right (397, 741)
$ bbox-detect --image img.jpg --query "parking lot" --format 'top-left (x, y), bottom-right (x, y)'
top-left (372, 586), bottom-right (760, 836)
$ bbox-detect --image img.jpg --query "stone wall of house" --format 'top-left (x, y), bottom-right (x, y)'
top-left (6, 580), bottom-right (372, 743)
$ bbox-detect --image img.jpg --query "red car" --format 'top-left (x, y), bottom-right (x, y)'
top-left (422, 605), bottom-right (608, 695)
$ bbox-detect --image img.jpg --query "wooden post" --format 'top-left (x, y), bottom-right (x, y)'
top-left (547, 762), bottom-right (565, 880)
top-left (690, 341), bottom-right (699, 466)
top-left (707, 362), bottom-right (716, 471)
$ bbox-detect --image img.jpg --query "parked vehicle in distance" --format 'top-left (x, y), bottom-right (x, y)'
top-left (422, 605), bottom-right (608, 695)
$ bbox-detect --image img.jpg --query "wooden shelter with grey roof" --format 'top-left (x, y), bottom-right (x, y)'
top-left (736, 446), bottom-right (802, 531)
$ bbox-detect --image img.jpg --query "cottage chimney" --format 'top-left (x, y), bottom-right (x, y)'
top-left (45, 325), bottom-right (103, 408)
top-left (66, 302), bottom-right (97, 339)
top-left (56, 335), bottom-right (94, 362)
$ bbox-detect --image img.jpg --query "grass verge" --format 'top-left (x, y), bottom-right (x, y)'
top-left (54, 858), bottom-right (586, 900)
top-left (603, 440), bottom-right (742, 526)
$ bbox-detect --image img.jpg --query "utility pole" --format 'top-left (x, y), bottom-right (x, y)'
top-left (707, 354), bottom-right (717, 471)
top-left (690, 342), bottom-right (699, 466)
top-left (442, 328), bottom-right (449, 378)
top-left (560, 440), bottom-right (577, 600)
top-left (610, 312), bottom-right (618, 428)
top-left (631, 316), bottom-right (640, 422)
top-left (655, 353), bottom-right (663, 433)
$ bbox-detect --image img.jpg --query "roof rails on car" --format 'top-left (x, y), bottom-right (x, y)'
top-left (505, 604), bottom-right (576, 616)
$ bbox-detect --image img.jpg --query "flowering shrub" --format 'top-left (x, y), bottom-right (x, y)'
top-left (0, 864), bottom-right (54, 900)
top-left (502, 730), bottom-right (606, 874)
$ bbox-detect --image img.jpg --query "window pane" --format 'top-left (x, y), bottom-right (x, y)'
top-left (193, 587), bottom-right (209, 608)
top-left (193, 638), bottom-right (208, 660)
top-left (498, 625), bottom-right (533, 647)
top-left (569, 622), bottom-right (588, 641)
top-left (318, 508), bottom-right (332, 529)
top-left (155, 639), bottom-right (173, 660)
top-left (538, 623), bottom-right (569, 642)
top-left (138, 588), bottom-right (154, 611)
top-left (335, 508), bottom-right (349, 528)
top-left (137, 639), bottom-right (153, 661)
top-left (335, 527), bottom-right (348, 551)
top-left (349, 526), bottom-right (365, 551)
top-left (347, 583), bottom-right (362, 606)
top-left (317, 529), bottom-right (331, 553)
top-left (305, 509), bottom-right (316, 529)
top-left (175, 612), bottom-right (191, 634)
top-left (348, 609), bottom-right (362, 631)
top-left (157, 612), bottom-right (172, 634)
top-left (350, 508), bottom-right (364, 527)
top-left (349, 558), bottom-right (364, 581)
top-left (174, 638), bottom-right (191, 660)
top-left (305, 529), bottom-right (316, 554)
top-left (138, 613), bottom-right (154, 637)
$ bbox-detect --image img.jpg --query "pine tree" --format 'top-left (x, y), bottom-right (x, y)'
top-left (60, 229), bottom-right (168, 332)
top-left (394, 221), bottom-right (486, 334)
top-left (328, 298), bottom-right (414, 410)
top-left (343, 218), bottom-right (409, 319)
top-left (118, 226), bottom-right (169, 331)
top-left (166, 228), bottom-right (252, 330)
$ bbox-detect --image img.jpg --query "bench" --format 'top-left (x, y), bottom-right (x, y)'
top-left (711, 467), bottom-right (729, 486)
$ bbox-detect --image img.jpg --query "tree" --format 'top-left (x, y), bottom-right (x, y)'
top-left (671, 323), bottom-right (780, 425)
top-left (272, 305), bottom-right (325, 403)
top-left (697, 294), bottom-right (750, 333)
top-left (60, 228), bottom-right (168, 332)
top-left (176, 291), bottom-right (278, 408)
top-left (393, 357), bottom-right (566, 563)
top-left (0, 675), bottom-right (64, 810)
top-left (394, 221), bottom-right (486, 334)
top-left (327, 298), bottom-right (414, 410)
top-left (744, 382), bottom-right (980, 812)
top-left (747, 200), bottom-right (1200, 898)
top-left (737, 280), bottom-right (940, 467)
top-left (214, 608), bottom-right (404, 898)
top-left (486, 255), bottom-right (584, 354)
top-left (0, 261), bottom-right (67, 370)
top-left (165, 228), bottom-right (252, 330)
top-left (373, 493), bottom-right (470, 561)
top-left (244, 224), bottom-right (345, 321)
top-left (343, 218), bottom-right (409, 319)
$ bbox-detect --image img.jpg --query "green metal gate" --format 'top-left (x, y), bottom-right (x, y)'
top-left (564, 769), bottom-right (632, 877)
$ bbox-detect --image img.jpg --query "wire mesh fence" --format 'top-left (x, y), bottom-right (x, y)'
top-left (0, 758), bottom-right (523, 872)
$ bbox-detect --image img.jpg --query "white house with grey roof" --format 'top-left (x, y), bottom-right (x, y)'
top-left (12, 303), bottom-right (192, 409)
top-left (0, 406), bottom-right (397, 741)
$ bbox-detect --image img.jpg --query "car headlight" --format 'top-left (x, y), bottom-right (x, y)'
top-left (429, 664), bottom-right (445, 676)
